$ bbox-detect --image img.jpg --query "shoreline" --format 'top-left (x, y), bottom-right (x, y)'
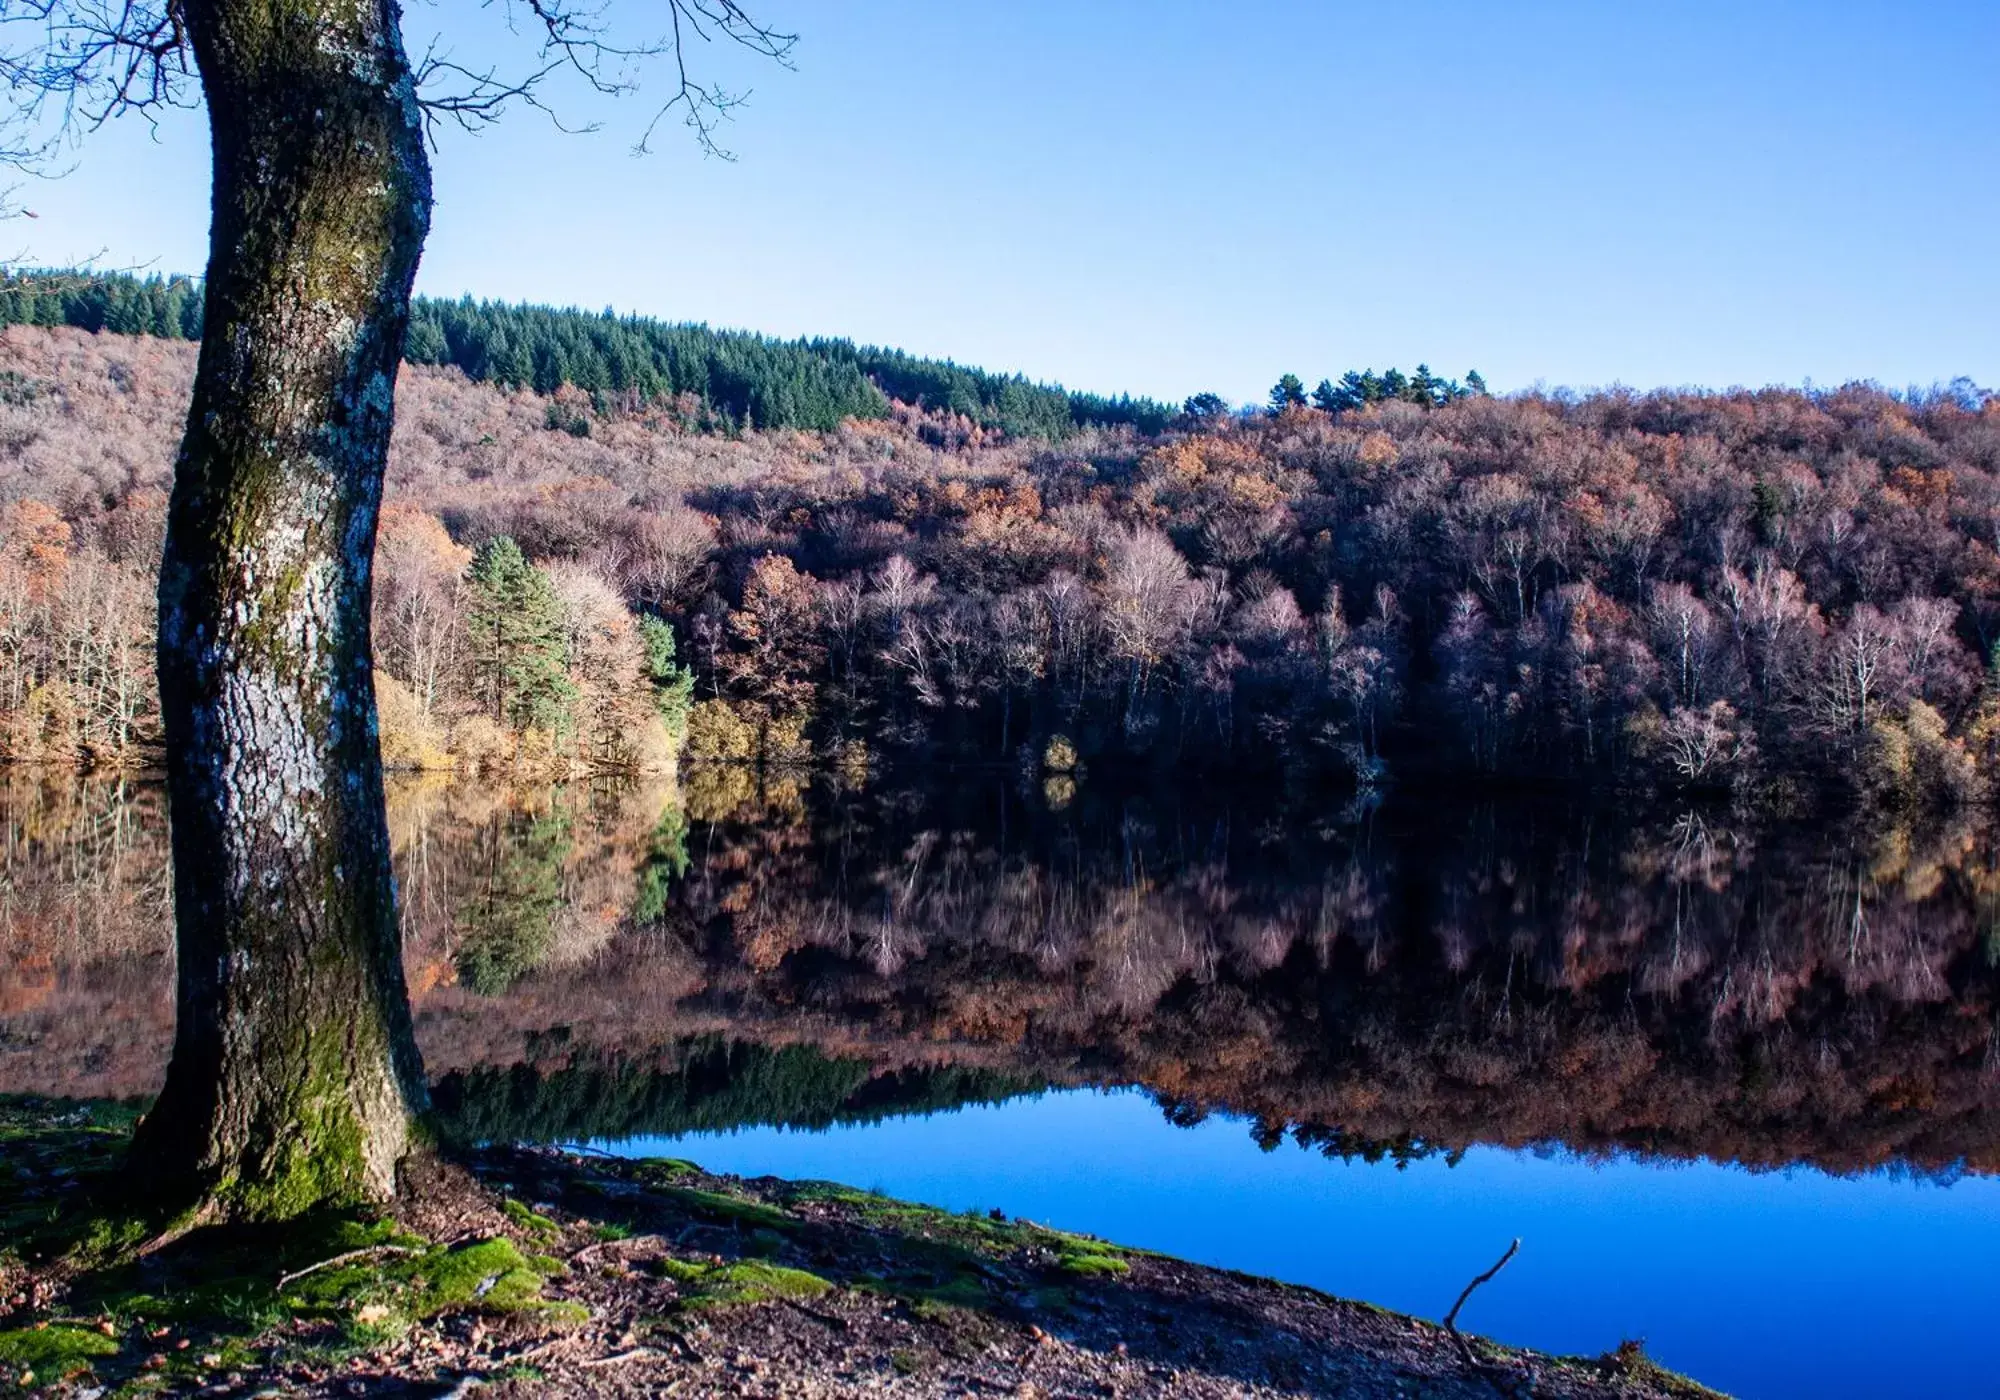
top-left (0, 1102), bottom-right (1727, 1397)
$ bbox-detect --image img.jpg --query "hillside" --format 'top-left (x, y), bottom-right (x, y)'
top-left (0, 311), bottom-right (1997, 801)
top-left (0, 270), bottom-right (1178, 437)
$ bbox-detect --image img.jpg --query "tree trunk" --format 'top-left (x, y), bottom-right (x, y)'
top-left (127, 0), bottom-right (433, 1220)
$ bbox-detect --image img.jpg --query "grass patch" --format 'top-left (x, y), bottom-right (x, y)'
top-left (907, 1272), bottom-right (991, 1313)
top-left (1589, 1339), bottom-right (1732, 1399)
top-left (626, 1158), bottom-right (701, 1181)
top-left (784, 1181), bottom-right (886, 1208)
top-left (652, 1184), bottom-right (796, 1232)
top-left (1049, 1234), bottom-right (1130, 1278)
top-left (656, 1257), bottom-right (831, 1310)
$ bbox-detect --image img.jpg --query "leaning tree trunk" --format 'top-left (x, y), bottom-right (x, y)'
top-left (127, 0), bottom-right (433, 1220)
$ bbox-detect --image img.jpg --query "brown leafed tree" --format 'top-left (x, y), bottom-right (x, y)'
top-left (0, 0), bottom-right (793, 1219)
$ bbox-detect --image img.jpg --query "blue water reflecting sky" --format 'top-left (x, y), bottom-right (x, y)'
top-left (603, 1088), bottom-right (2000, 1400)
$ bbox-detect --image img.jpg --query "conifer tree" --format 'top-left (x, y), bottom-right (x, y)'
top-left (1410, 364), bottom-right (1439, 405)
top-left (466, 537), bottom-right (576, 735)
top-left (1269, 374), bottom-right (1309, 413)
top-left (641, 614), bottom-right (696, 745)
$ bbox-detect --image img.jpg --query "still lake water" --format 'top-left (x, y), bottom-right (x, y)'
top-left (5, 771), bottom-right (2000, 1398)
top-left (624, 1093), bottom-right (2000, 1400)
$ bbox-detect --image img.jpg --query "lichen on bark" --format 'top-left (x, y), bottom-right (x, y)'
top-left (128, 0), bottom-right (435, 1220)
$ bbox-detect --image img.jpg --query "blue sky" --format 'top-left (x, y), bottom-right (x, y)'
top-left (12, 0), bottom-right (1996, 403)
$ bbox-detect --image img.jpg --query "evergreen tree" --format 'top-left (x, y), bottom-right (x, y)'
top-left (466, 537), bottom-right (576, 735)
top-left (1269, 373), bottom-right (1309, 413)
top-left (1409, 364), bottom-right (1439, 405)
top-left (1181, 391), bottom-right (1231, 424)
top-left (1465, 369), bottom-right (1489, 396)
top-left (0, 269), bottom-right (1184, 440)
top-left (640, 614), bottom-right (695, 745)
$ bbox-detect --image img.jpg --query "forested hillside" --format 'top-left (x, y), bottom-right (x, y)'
top-left (0, 307), bottom-right (1996, 805)
top-left (0, 270), bottom-right (1176, 437)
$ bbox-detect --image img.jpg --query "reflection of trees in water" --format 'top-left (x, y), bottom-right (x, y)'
top-left (0, 776), bottom-right (170, 965)
top-left (677, 783), bottom-right (2000, 1032)
top-left (0, 776), bottom-right (174, 1100)
top-left (431, 1035), bottom-right (1038, 1145)
top-left (662, 782), bottom-right (2000, 1173)
top-left (5, 773), bottom-right (2000, 1171)
top-left (387, 776), bottom-right (681, 996)
top-left (455, 804), bottom-right (573, 995)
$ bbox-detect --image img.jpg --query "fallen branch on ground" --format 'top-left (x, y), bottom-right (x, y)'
top-left (1444, 1238), bottom-right (1519, 1337)
top-left (1443, 1239), bottom-right (1532, 1397)
top-left (276, 1243), bottom-right (418, 1292)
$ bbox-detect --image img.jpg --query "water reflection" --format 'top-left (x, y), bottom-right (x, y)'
top-left (5, 769), bottom-right (1998, 1175)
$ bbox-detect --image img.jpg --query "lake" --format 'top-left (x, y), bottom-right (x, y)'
top-left (4, 769), bottom-right (1998, 1398)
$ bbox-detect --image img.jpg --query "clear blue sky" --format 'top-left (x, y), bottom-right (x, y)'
top-left (13, 0), bottom-right (1997, 403)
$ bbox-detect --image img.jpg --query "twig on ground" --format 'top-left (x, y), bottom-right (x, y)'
top-left (276, 1243), bottom-right (418, 1292)
top-left (571, 1233), bottom-right (664, 1267)
top-left (496, 1335), bottom-right (571, 1367)
top-left (1443, 1239), bottom-right (1529, 1396)
top-left (1444, 1238), bottom-right (1519, 1337)
top-left (580, 1346), bottom-right (659, 1368)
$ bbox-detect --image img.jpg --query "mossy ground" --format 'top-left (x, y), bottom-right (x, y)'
top-left (0, 1100), bottom-right (581, 1393)
top-left (0, 1099), bottom-right (1730, 1397)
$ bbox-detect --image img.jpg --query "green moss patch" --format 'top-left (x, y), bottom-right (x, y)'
top-left (503, 1198), bottom-right (560, 1236)
top-left (0, 1323), bottom-right (121, 1382)
top-left (281, 1234), bottom-right (569, 1325)
top-left (656, 1257), bottom-right (831, 1310)
top-left (626, 1157), bottom-right (701, 1181)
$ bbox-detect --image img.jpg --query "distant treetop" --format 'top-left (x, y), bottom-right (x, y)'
top-left (1306, 364), bottom-right (1487, 415)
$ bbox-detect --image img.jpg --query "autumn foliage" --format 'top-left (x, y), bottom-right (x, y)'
top-left (1, 320), bottom-right (1997, 804)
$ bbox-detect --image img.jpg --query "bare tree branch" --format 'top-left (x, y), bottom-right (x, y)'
top-left (489, 0), bottom-right (797, 159)
top-left (0, 0), bottom-right (195, 170)
top-left (3, 0), bottom-right (795, 166)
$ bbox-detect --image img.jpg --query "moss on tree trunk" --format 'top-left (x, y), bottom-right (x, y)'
top-left (127, 0), bottom-right (434, 1219)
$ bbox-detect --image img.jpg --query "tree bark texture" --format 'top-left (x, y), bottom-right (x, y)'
top-left (129, 0), bottom-right (433, 1218)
